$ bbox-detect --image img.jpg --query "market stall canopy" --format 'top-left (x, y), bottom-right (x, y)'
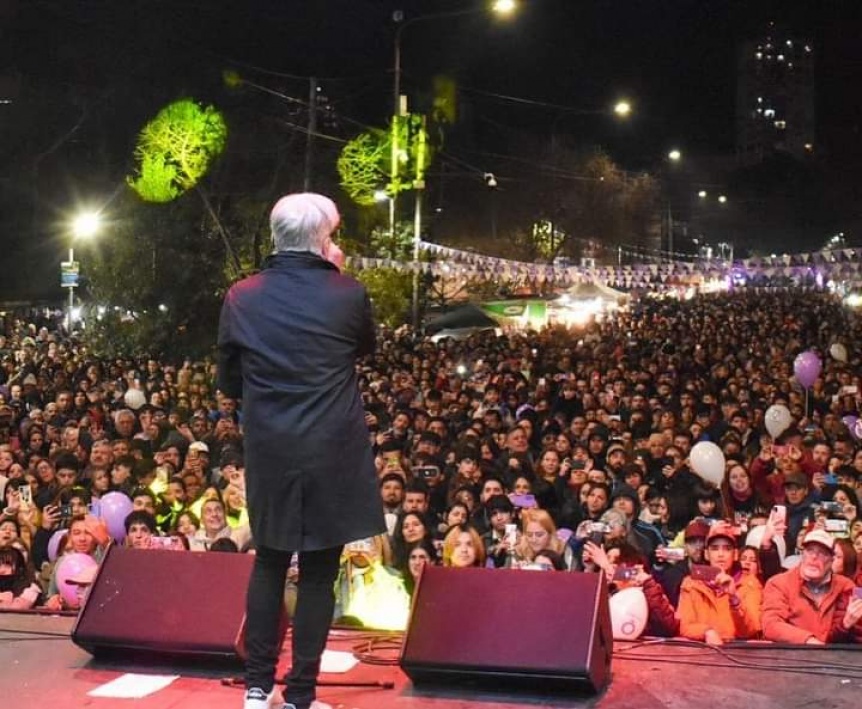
top-left (425, 304), bottom-right (500, 335)
top-left (562, 281), bottom-right (630, 303)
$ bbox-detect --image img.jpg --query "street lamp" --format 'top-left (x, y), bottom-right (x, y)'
top-left (614, 100), bottom-right (632, 118)
top-left (391, 2), bottom-right (518, 329)
top-left (65, 211), bottom-right (101, 331)
top-left (667, 149), bottom-right (682, 162)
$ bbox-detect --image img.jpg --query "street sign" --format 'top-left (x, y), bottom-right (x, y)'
top-left (61, 261), bottom-right (79, 288)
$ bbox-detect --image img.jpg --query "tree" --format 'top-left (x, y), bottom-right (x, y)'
top-left (127, 98), bottom-right (227, 202)
top-left (348, 267), bottom-right (412, 327)
top-left (337, 114), bottom-right (433, 207)
top-left (126, 98), bottom-right (241, 276)
top-left (337, 130), bottom-right (390, 207)
top-left (82, 192), bottom-right (229, 358)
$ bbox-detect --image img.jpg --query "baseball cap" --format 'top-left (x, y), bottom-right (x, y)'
top-left (706, 521), bottom-right (737, 545)
top-left (783, 472), bottom-right (808, 488)
top-left (189, 441), bottom-right (209, 454)
top-left (684, 519), bottom-right (711, 540)
top-left (801, 529), bottom-right (834, 552)
top-left (606, 442), bottom-right (627, 457)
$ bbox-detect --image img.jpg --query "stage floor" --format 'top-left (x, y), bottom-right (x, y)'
top-left (3, 613), bottom-right (862, 709)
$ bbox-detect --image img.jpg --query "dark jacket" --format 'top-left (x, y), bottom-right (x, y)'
top-left (217, 251), bottom-right (384, 552)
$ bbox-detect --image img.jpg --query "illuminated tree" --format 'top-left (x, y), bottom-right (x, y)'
top-left (127, 98), bottom-right (227, 202)
top-left (337, 130), bottom-right (390, 206)
top-left (127, 98), bottom-right (240, 275)
top-left (337, 115), bottom-right (432, 207)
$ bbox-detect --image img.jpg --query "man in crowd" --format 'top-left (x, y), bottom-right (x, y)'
top-left (762, 529), bottom-right (859, 643)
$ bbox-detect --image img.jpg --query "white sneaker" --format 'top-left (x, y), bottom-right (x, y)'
top-left (244, 687), bottom-right (280, 709)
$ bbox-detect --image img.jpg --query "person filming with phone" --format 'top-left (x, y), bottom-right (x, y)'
top-left (678, 521), bottom-right (762, 645)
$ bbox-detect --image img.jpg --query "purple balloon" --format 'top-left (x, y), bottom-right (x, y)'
top-left (843, 415), bottom-right (858, 433)
top-left (794, 351), bottom-right (822, 389)
top-left (56, 552), bottom-right (98, 608)
top-left (98, 491), bottom-right (133, 542)
top-left (48, 529), bottom-right (68, 563)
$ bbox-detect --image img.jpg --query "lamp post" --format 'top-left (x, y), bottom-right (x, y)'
top-left (391, 2), bottom-right (518, 329)
top-left (662, 149), bottom-right (682, 261)
top-left (65, 211), bottom-right (101, 332)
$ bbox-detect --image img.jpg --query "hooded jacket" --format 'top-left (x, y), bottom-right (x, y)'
top-left (679, 573), bottom-right (762, 641)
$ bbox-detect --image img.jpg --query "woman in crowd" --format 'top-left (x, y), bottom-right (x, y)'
top-left (2, 479), bottom-right (38, 548)
top-left (738, 546), bottom-right (762, 580)
top-left (441, 524), bottom-right (485, 568)
top-left (400, 538), bottom-right (438, 595)
top-left (0, 545), bottom-right (42, 610)
top-left (172, 509), bottom-right (199, 541)
top-left (391, 511), bottom-right (434, 568)
top-left (438, 502), bottom-right (470, 539)
top-left (509, 508), bottom-right (571, 569)
top-left (832, 538), bottom-right (858, 580)
top-left (532, 447), bottom-right (563, 516)
top-left (723, 461), bottom-right (764, 516)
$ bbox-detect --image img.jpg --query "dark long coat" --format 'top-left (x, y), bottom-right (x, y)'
top-left (217, 251), bottom-right (385, 552)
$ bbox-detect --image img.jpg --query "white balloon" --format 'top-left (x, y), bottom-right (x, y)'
top-left (123, 388), bottom-right (146, 410)
top-left (689, 441), bottom-right (726, 487)
top-left (764, 404), bottom-right (792, 439)
top-left (745, 525), bottom-right (787, 562)
top-left (609, 587), bottom-right (648, 641)
top-left (830, 343), bottom-right (848, 364)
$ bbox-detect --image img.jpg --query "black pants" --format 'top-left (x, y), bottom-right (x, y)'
top-left (245, 544), bottom-right (342, 708)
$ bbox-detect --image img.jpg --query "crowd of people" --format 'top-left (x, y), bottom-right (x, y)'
top-left (1, 290), bottom-right (862, 645)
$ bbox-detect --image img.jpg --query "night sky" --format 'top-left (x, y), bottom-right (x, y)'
top-left (2, 0), bottom-right (862, 298)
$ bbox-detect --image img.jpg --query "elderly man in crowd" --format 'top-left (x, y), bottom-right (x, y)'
top-left (762, 529), bottom-right (860, 644)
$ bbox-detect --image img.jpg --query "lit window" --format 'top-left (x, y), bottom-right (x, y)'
top-left (777, 54), bottom-right (785, 61)
top-left (774, 120), bottom-right (786, 129)
top-left (755, 52), bottom-right (763, 60)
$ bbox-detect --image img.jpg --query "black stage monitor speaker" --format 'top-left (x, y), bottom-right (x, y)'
top-left (400, 565), bottom-right (612, 694)
top-left (72, 545), bottom-right (284, 663)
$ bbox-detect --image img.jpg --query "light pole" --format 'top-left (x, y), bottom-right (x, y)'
top-left (391, 2), bottom-right (518, 329)
top-left (663, 149), bottom-right (682, 261)
top-left (66, 211), bottom-right (101, 332)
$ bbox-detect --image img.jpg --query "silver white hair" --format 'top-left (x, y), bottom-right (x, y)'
top-left (270, 193), bottom-right (340, 255)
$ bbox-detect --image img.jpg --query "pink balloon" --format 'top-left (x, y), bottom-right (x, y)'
top-left (794, 351), bottom-right (822, 389)
top-left (98, 491), bottom-right (133, 542)
top-left (56, 552), bottom-right (98, 608)
top-left (48, 529), bottom-right (68, 563)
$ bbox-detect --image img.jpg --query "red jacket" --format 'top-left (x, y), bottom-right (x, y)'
top-left (642, 577), bottom-right (679, 637)
top-left (762, 566), bottom-right (854, 643)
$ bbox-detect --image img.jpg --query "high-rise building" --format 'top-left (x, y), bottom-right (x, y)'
top-left (736, 24), bottom-right (815, 164)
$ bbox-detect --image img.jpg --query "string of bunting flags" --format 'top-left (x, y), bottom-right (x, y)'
top-left (344, 242), bottom-right (862, 288)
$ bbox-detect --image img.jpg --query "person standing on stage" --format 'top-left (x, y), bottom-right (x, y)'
top-left (218, 193), bottom-right (384, 709)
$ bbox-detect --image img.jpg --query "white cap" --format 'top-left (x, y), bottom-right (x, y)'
top-left (801, 529), bottom-right (835, 552)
